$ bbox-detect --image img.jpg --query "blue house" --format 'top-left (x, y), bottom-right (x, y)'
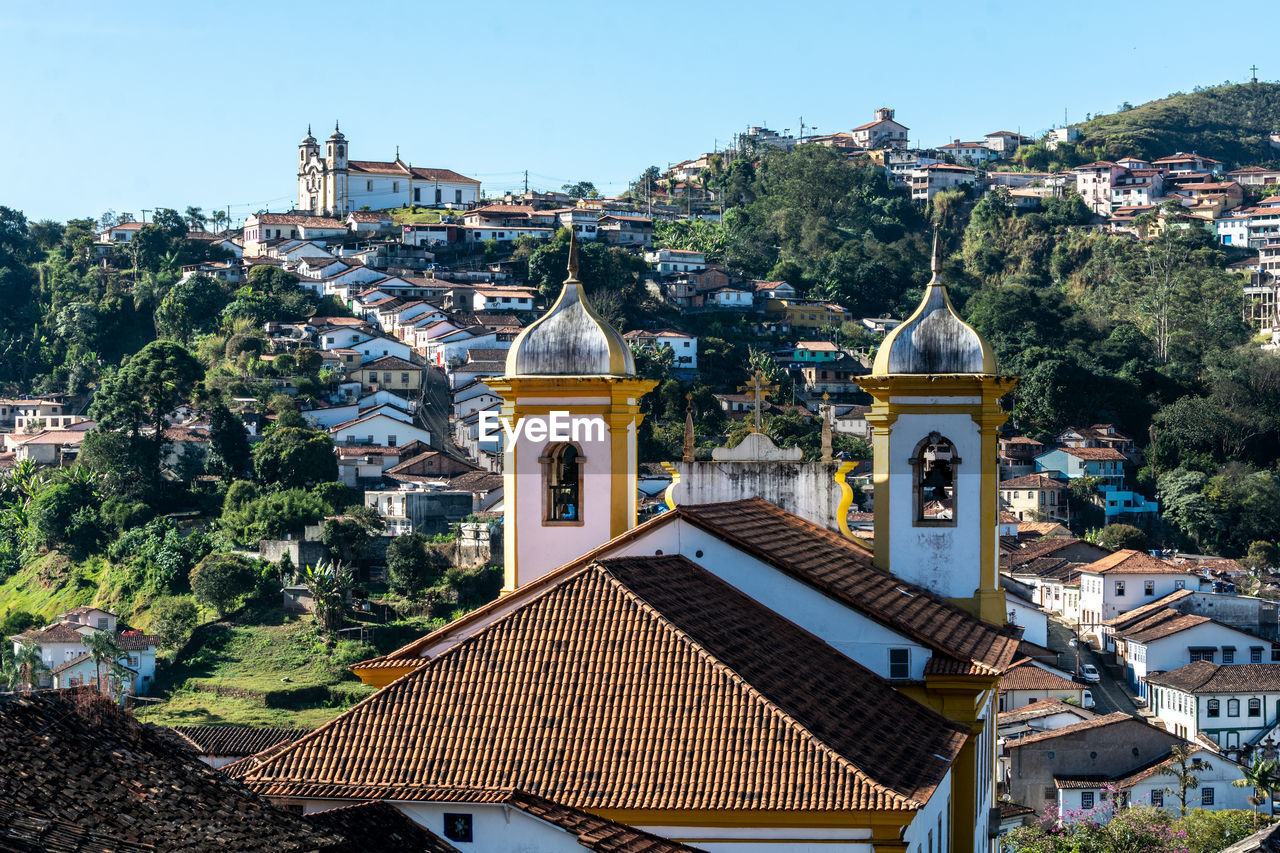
top-left (1099, 485), bottom-right (1158, 520)
top-left (1034, 447), bottom-right (1126, 487)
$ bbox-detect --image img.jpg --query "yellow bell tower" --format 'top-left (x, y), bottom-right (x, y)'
top-left (487, 234), bottom-right (656, 594)
top-left (856, 237), bottom-right (1018, 625)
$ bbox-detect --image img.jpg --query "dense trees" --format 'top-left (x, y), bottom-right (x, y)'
top-left (252, 426), bottom-right (338, 489)
top-left (190, 554), bottom-right (258, 617)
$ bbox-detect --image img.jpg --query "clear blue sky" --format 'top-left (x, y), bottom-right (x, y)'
top-left (0, 0), bottom-right (1265, 224)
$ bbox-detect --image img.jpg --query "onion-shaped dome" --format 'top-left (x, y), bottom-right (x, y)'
top-left (504, 233), bottom-right (635, 377)
top-left (871, 235), bottom-right (996, 376)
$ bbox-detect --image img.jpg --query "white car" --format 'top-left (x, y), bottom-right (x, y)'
top-left (1080, 664), bottom-right (1101, 683)
top-left (1081, 689), bottom-right (1095, 709)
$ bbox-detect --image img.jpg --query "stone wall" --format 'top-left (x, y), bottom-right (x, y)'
top-left (666, 460), bottom-right (853, 534)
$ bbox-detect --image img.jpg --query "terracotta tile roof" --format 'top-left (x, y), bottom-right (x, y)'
top-left (1119, 609), bottom-right (1211, 644)
top-left (1111, 747), bottom-right (1214, 789)
top-left (243, 555), bottom-right (967, 812)
top-left (346, 160), bottom-right (479, 184)
top-left (673, 499), bottom-right (1020, 672)
top-left (1102, 589), bottom-right (1195, 629)
top-left (50, 651), bottom-right (92, 675)
top-left (358, 355), bottom-right (418, 370)
top-left (1002, 538), bottom-right (1105, 568)
top-left (999, 474), bottom-right (1066, 490)
top-left (11, 621), bottom-right (88, 644)
top-left (997, 697), bottom-right (1092, 724)
top-left (1055, 446), bottom-right (1128, 461)
top-left (302, 802), bottom-right (461, 852)
top-left (446, 470), bottom-right (502, 492)
top-left (1012, 712), bottom-right (1137, 746)
top-left (1079, 549), bottom-right (1192, 576)
top-left (346, 211), bottom-right (391, 223)
top-left (166, 725), bottom-right (311, 757)
top-left (1148, 661), bottom-right (1280, 693)
top-left (998, 801), bottom-right (1036, 819)
top-left (0, 690), bottom-right (344, 851)
top-left (0, 802), bottom-right (156, 852)
top-left (491, 790), bottom-right (708, 853)
top-left (252, 213), bottom-right (346, 228)
top-left (998, 659), bottom-right (1080, 692)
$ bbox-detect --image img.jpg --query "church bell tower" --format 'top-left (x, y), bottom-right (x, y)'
top-left (324, 122), bottom-right (348, 215)
top-left (487, 235), bottom-right (657, 594)
top-left (857, 237), bottom-right (1017, 625)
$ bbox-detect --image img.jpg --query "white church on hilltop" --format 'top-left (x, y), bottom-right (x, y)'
top-left (296, 123), bottom-right (481, 216)
top-left (240, 237), bottom-right (1022, 852)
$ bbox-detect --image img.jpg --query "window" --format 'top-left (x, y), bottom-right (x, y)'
top-left (1202, 787), bottom-right (1215, 806)
top-left (443, 813), bottom-right (473, 843)
top-left (96, 617), bottom-right (108, 629)
top-left (1115, 581), bottom-right (1126, 597)
top-left (1208, 699), bottom-right (1220, 717)
top-left (435, 188), bottom-right (442, 204)
top-left (1081, 792), bottom-right (1095, 809)
top-left (386, 435), bottom-right (396, 447)
top-left (1229, 699), bottom-right (1241, 717)
top-left (1250, 698), bottom-right (1262, 717)
top-left (1191, 648), bottom-right (1216, 662)
top-left (543, 443), bottom-right (583, 523)
top-left (889, 648), bottom-right (910, 679)
top-left (1045, 787), bottom-right (1057, 802)
top-left (401, 373), bottom-right (410, 384)
top-left (1151, 790), bottom-right (1164, 807)
top-left (1175, 580), bottom-right (1186, 590)
top-left (1253, 647), bottom-right (1265, 663)
top-left (366, 180), bottom-right (373, 192)
top-left (414, 187), bottom-right (421, 202)
top-left (455, 189), bottom-right (463, 204)
top-left (913, 432), bottom-right (958, 525)
top-left (393, 181), bottom-right (399, 193)
top-left (1224, 648), bottom-right (1235, 664)
top-left (1145, 580), bottom-right (1155, 595)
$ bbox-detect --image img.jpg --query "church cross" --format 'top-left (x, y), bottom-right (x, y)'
top-left (738, 370), bottom-right (778, 434)
top-left (1251, 64), bottom-right (1259, 78)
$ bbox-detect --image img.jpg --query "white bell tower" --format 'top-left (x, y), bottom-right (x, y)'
top-left (857, 237), bottom-right (1018, 625)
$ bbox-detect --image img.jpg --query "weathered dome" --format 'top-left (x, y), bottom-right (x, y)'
top-left (871, 236), bottom-right (996, 376)
top-left (504, 234), bottom-right (635, 377)
top-left (301, 125), bottom-right (317, 145)
top-left (329, 120), bottom-right (345, 140)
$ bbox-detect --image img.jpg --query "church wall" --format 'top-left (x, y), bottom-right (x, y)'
top-left (886, 411), bottom-right (984, 601)
top-left (604, 519), bottom-right (933, 682)
top-left (666, 461), bottom-right (850, 533)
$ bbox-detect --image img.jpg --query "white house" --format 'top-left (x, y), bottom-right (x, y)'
top-left (622, 329), bottom-right (699, 371)
top-left (1149, 661), bottom-right (1280, 749)
top-left (96, 222), bottom-right (144, 243)
top-left (329, 412), bottom-right (431, 449)
top-left (849, 107), bottom-right (909, 149)
top-left (9, 610), bottom-right (158, 695)
top-left (910, 164), bottom-right (979, 202)
top-left (1073, 161), bottom-right (1126, 216)
top-left (938, 140), bottom-right (996, 165)
top-left (1109, 601), bottom-right (1268, 701)
top-left (998, 658), bottom-right (1084, 711)
top-left (1078, 550), bottom-right (1202, 640)
top-left (644, 249), bottom-right (706, 274)
top-left (704, 287), bottom-right (754, 310)
top-left (472, 287), bottom-right (537, 313)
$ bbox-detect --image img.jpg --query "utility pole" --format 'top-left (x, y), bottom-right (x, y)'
top-left (141, 209), bottom-right (150, 224)
top-left (799, 116), bottom-right (804, 144)
top-left (523, 170), bottom-right (529, 194)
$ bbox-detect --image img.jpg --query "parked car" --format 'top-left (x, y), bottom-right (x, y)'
top-left (1080, 664), bottom-right (1101, 683)
top-left (1081, 689), bottom-right (1095, 709)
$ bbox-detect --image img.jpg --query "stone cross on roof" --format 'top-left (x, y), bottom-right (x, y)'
top-left (738, 370), bottom-right (778, 434)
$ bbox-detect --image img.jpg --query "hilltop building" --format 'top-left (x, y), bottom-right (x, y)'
top-left (296, 123), bottom-right (480, 216)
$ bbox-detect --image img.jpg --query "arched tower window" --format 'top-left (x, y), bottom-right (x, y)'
top-left (541, 443), bottom-right (584, 525)
top-left (911, 432), bottom-right (960, 527)
top-left (337, 144), bottom-right (344, 158)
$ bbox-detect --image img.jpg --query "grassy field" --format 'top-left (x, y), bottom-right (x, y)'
top-left (387, 206), bottom-right (458, 225)
top-left (132, 601), bottom-right (440, 728)
top-left (0, 554), bottom-right (109, 624)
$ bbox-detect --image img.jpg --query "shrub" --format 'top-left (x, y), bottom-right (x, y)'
top-left (149, 595), bottom-right (200, 650)
top-left (190, 554), bottom-right (258, 617)
top-left (386, 533), bottom-right (449, 595)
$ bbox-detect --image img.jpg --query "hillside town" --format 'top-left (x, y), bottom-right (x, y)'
top-left (9, 13), bottom-right (1280, 847)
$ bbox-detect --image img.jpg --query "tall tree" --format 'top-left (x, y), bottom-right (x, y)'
top-left (184, 206), bottom-right (207, 232)
top-left (1156, 744), bottom-right (1213, 817)
top-left (1232, 756), bottom-right (1280, 826)
top-left (89, 340), bottom-right (204, 491)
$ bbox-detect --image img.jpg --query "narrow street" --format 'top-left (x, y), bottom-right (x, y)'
top-left (1044, 616), bottom-right (1140, 718)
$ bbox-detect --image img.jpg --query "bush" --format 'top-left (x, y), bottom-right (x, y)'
top-left (220, 487), bottom-right (329, 547)
top-left (1097, 523), bottom-right (1148, 552)
top-left (27, 482), bottom-right (104, 557)
top-left (190, 554), bottom-right (258, 617)
top-left (149, 595), bottom-right (200, 650)
top-left (101, 496), bottom-right (152, 532)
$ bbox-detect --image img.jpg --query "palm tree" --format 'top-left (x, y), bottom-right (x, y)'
top-left (83, 630), bottom-right (124, 695)
top-left (184, 206), bottom-right (207, 232)
top-left (1156, 744), bottom-right (1213, 817)
top-left (7, 642), bottom-right (48, 692)
top-left (299, 560), bottom-right (352, 633)
top-left (209, 209), bottom-right (230, 235)
top-left (1234, 756), bottom-right (1280, 827)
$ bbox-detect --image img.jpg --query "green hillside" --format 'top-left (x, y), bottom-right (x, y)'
top-left (1074, 82), bottom-right (1280, 167)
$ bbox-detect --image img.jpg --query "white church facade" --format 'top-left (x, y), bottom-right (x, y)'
top-left (296, 123), bottom-right (481, 216)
